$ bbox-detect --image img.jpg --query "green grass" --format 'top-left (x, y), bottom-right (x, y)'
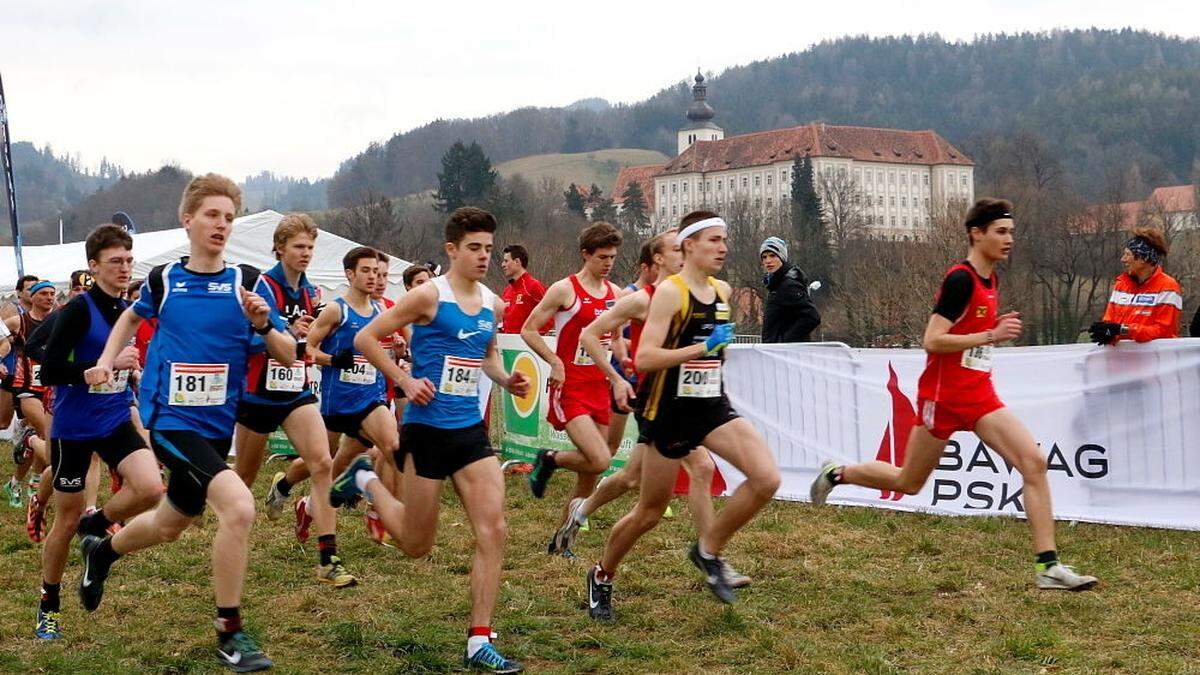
top-left (494, 149), bottom-right (669, 193)
top-left (1, 450), bottom-right (1198, 673)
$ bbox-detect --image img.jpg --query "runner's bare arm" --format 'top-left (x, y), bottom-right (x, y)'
top-left (520, 279), bottom-right (570, 385)
top-left (242, 288), bottom-right (297, 367)
top-left (85, 307), bottom-right (144, 385)
top-left (356, 282), bottom-right (438, 390)
top-left (483, 297), bottom-right (529, 396)
top-left (636, 280), bottom-right (706, 373)
top-left (923, 311), bottom-right (1020, 353)
top-left (303, 302), bottom-right (343, 367)
top-left (582, 291), bottom-right (646, 387)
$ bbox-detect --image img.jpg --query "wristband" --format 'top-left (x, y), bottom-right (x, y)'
top-left (253, 322), bottom-right (272, 335)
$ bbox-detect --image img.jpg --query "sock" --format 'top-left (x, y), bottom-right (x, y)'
top-left (79, 509), bottom-right (114, 537)
top-left (594, 563), bottom-right (613, 584)
top-left (92, 537), bottom-right (122, 572)
top-left (354, 470), bottom-right (379, 499)
top-left (276, 476), bottom-right (292, 497)
top-left (698, 542), bottom-right (717, 560)
top-left (1035, 550), bottom-right (1059, 571)
top-left (39, 581), bottom-right (61, 613)
top-left (215, 606), bottom-right (243, 641)
top-left (466, 626), bottom-right (491, 658)
top-left (318, 534), bottom-right (338, 566)
top-left (546, 451), bottom-right (558, 469)
top-left (828, 465), bottom-right (845, 484)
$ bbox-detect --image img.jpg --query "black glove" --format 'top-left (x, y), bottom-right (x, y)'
top-left (330, 349), bottom-right (356, 369)
top-left (1088, 321), bottom-right (1122, 345)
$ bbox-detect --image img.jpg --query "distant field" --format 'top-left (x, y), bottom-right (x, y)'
top-left (495, 149), bottom-right (668, 193)
top-left (1, 438), bottom-right (1198, 673)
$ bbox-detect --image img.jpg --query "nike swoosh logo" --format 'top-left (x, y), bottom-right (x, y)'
top-left (218, 649), bottom-right (242, 665)
top-left (457, 329), bottom-right (481, 340)
top-left (81, 556), bottom-right (93, 587)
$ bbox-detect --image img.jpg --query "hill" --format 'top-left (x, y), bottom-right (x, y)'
top-left (0, 142), bottom-right (121, 244)
top-left (494, 148), bottom-right (668, 193)
top-left (328, 29), bottom-right (1200, 207)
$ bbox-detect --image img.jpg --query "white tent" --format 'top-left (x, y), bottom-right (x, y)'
top-left (3, 210), bottom-right (411, 298)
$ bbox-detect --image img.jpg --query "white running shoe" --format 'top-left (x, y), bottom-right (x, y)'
top-left (722, 560), bottom-right (751, 589)
top-left (1036, 564), bottom-right (1098, 591)
top-left (264, 472), bottom-right (288, 521)
top-left (809, 462), bottom-right (840, 506)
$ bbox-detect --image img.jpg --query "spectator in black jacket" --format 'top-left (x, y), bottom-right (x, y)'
top-left (1191, 305), bottom-right (1199, 337)
top-left (760, 236), bottom-right (821, 343)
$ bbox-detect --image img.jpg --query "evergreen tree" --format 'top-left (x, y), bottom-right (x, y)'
top-left (588, 185), bottom-right (616, 222)
top-left (564, 183), bottom-right (586, 216)
top-left (619, 181), bottom-right (650, 231)
top-left (790, 155), bottom-right (831, 282)
top-left (433, 140), bottom-right (498, 213)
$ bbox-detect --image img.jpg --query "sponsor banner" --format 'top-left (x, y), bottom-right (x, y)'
top-left (497, 334), bottom-right (635, 472)
top-left (719, 340), bottom-right (1200, 530)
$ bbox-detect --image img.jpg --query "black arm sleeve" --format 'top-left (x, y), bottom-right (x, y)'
top-left (37, 299), bottom-right (93, 386)
top-left (779, 278), bottom-right (822, 342)
top-left (932, 270), bottom-right (974, 323)
top-left (1191, 306), bottom-right (1200, 338)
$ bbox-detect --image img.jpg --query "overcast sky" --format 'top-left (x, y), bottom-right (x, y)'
top-left (2, 1), bottom-right (1196, 180)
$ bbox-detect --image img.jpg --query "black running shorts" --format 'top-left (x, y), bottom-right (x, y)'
top-left (235, 394), bottom-right (318, 435)
top-left (50, 421), bottom-right (148, 493)
top-left (323, 400), bottom-right (385, 448)
top-left (149, 430), bottom-right (232, 517)
top-left (396, 422), bottom-right (494, 480)
top-left (650, 396), bottom-right (740, 459)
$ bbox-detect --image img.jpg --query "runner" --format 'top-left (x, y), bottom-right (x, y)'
top-left (587, 211), bottom-right (780, 619)
top-left (82, 173), bottom-right (295, 671)
top-left (331, 206), bottom-right (529, 673)
top-left (1, 274), bottom-right (38, 436)
top-left (3, 280), bottom-right (56, 511)
top-left (520, 221), bottom-right (625, 554)
top-left (809, 198), bottom-right (1098, 591)
top-left (32, 224), bottom-right (166, 640)
top-left (233, 214), bottom-right (356, 588)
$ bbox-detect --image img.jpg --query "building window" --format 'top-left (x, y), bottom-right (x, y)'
top-left (900, 173), bottom-right (907, 185)
top-left (659, 206), bottom-right (666, 217)
top-left (901, 196), bottom-right (907, 207)
top-left (782, 170), bottom-right (790, 182)
top-left (741, 176), bottom-right (748, 188)
top-left (766, 197), bottom-right (773, 209)
top-left (877, 195), bottom-right (883, 206)
top-left (671, 183), bottom-right (677, 194)
top-left (755, 197), bottom-right (761, 208)
top-left (889, 196), bottom-right (895, 206)
top-left (729, 178), bottom-right (735, 189)
top-left (671, 205), bottom-right (677, 216)
top-left (924, 197), bottom-right (929, 207)
top-left (754, 175), bottom-right (761, 187)
top-left (903, 216), bottom-right (908, 226)
top-left (766, 173), bottom-right (772, 186)
top-left (889, 172), bottom-right (895, 183)
top-left (890, 216), bottom-right (896, 227)
top-left (660, 184), bottom-right (666, 196)
top-left (717, 181), bottom-right (723, 193)
top-left (961, 174), bottom-right (968, 187)
top-left (705, 181), bottom-right (711, 192)
top-left (923, 175), bottom-right (929, 185)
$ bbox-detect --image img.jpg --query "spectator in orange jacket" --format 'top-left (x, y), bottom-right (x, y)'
top-left (1089, 227), bottom-right (1183, 345)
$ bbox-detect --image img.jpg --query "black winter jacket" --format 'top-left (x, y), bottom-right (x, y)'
top-left (761, 263), bottom-right (821, 343)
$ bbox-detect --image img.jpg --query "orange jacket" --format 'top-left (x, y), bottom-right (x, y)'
top-left (1101, 267), bottom-right (1183, 342)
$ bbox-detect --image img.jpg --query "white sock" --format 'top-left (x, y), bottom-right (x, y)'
top-left (466, 635), bottom-right (490, 658)
top-left (354, 470), bottom-right (379, 496)
top-left (698, 542), bottom-right (717, 560)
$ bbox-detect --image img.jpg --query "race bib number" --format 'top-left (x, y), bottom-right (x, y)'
top-left (677, 360), bottom-right (722, 398)
top-left (29, 364), bottom-right (42, 387)
top-left (440, 356), bottom-right (482, 397)
top-left (961, 345), bottom-right (993, 372)
top-left (573, 337), bottom-right (610, 366)
top-left (338, 355), bottom-right (377, 385)
top-left (265, 359), bottom-right (306, 392)
top-left (168, 363), bottom-right (228, 406)
top-left (89, 369), bottom-right (129, 395)
top-left (307, 364), bottom-right (322, 398)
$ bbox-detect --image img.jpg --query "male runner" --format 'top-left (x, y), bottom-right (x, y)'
top-left (588, 211), bottom-right (781, 618)
top-left (809, 198), bottom-right (1098, 591)
top-left (234, 214), bottom-right (355, 588)
top-left (32, 224), bottom-right (166, 640)
top-left (82, 173), bottom-right (295, 671)
top-left (520, 222), bottom-right (623, 552)
top-left (3, 280), bottom-right (57, 510)
top-left (332, 206), bottom-right (529, 673)
top-left (0, 274), bottom-right (38, 441)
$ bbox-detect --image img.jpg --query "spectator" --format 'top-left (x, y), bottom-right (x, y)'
top-left (500, 244), bottom-right (551, 334)
top-left (1089, 227), bottom-right (1183, 345)
top-left (760, 236), bottom-right (820, 343)
top-left (1191, 304), bottom-right (1199, 338)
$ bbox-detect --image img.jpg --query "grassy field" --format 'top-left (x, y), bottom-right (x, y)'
top-left (494, 149), bottom-right (669, 193)
top-left (0, 449), bottom-right (1198, 674)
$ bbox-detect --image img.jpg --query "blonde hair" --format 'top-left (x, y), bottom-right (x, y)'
top-left (178, 173), bottom-right (242, 221)
top-left (273, 213), bottom-right (319, 259)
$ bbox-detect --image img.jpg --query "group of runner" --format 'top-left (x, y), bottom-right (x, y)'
top-left (0, 175), bottom-right (1098, 672)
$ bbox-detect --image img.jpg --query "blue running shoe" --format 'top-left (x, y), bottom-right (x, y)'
top-left (464, 642), bottom-right (523, 673)
top-left (527, 449), bottom-right (556, 499)
top-left (330, 455), bottom-right (372, 508)
top-left (35, 609), bottom-right (62, 640)
top-left (216, 631), bottom-right (273, 672)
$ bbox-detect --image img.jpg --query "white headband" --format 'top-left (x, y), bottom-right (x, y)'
top-left (676, 217), bottom-right (727, 244)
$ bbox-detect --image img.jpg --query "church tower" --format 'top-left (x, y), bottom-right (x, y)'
top-left (677, 70), bottom-right (724, 156)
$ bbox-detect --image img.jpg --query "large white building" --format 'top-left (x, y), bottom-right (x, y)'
top-left (613, 72), bottom-right (975, 240)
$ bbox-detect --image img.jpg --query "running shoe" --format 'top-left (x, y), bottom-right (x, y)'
top-left (315, 555), bottom-right (357, 588)
top-left (264, 472), bottom-right (288, 521)
top-left (809, 461), bottom-right (840, 506)
top-left (26, 493), bottom-right (45, 543)
top-left (463, 642), bottom-right (523, 673)
top-left (330, 455), bottom-right (372, 508)
top-left (527, 449), bottom-right (556, 499)
top-left (364, 507), bottom-right (387, 545)
top-left (722, 560), bottom-right (751, 589)
top-left (550, 497), bottom-right (587, 554)
top-left (5, 478), bottom-right (22, 509)
top-left (35, 609), bottom-right (62, 640)
top-left (1036, 564), bottom-right (1098, 591)
top-left (78, 535), bottom-right (110, 612)
top-left (587, 565), bottom-right (615, 622)
top-left (293, 496), bottom-right (313, 543)
top-left (12, 423), bottom-right (34, 465)
top-left (688, 542), bottom-right (736, 604)
top-left (216, 631), bottom-right (274, 672)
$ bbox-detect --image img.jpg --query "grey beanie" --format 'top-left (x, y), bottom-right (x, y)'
top-left (759, 236), bottom-right (788, 262)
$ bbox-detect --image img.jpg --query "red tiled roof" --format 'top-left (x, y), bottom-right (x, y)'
top-left (611, 163), bottom-right (664, 210)
top-left (658, 122), bottom-right (973, 176)
top-left (1147, 184), bottom-right (1197, 213)
top-left (1081, 200), bottom-right (1144, 231)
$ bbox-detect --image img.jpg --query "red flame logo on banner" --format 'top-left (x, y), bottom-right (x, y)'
top-left (875, 363), bottom-right (916, 501)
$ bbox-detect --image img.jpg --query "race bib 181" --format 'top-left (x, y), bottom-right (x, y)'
top-left (168, 362), bottom-right (228, 406)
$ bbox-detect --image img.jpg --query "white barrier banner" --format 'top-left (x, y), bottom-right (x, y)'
top-left (721, 339), bottom-right (1200, 530)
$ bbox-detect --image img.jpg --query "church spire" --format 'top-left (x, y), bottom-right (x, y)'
top-left (686, 70), bottom-right (715, 123)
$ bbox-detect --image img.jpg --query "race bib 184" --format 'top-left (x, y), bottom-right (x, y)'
top-left (440, 356), bottom-right (482, 397)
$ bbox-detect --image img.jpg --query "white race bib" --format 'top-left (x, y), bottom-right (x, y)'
top-left (265, 359), bottom-right (306, 392)
top-left (29, 364), bottom-right (42, 387)
top-left (307, 364), bottom-right (322, 398)
top-left (89, 369), bottom-right (129, 395)
top-left (961, 345), bottom-right (994, 372)
top-left (338, 355), bottom-right (377, 385)
top-left (573, 337), bottom-right (610, 366)
top-left (168, 363), bottom-right (228, 406)
top-left (440, 356), bottom-right (482, 397)
top-left (677, 360), bottom-right (722, 398)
